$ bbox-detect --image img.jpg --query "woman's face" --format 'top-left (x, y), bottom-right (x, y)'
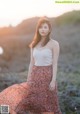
top-left (38, 22), bottom-right (50, 37)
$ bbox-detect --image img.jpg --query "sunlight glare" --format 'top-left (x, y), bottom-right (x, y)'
top-left (0, 47), bottom-right (4, 55)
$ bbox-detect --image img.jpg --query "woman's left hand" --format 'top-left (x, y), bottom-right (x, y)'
top-left (49, 81), bottom-right (55, 91)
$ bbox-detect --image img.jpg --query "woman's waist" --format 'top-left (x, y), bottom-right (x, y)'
top-left (33, 63), bottom-right (53, 67)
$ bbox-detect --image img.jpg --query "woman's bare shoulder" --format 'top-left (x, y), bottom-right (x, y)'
top-left (50, 38), bottom-right (59, 47)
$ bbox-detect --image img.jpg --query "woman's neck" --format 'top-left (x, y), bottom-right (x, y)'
top-left (40, 37), bottom-right (47, 42)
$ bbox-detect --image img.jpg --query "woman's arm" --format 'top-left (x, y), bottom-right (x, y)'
top-left (49, 41), bottom-right (60, 90)
top-left (27, 47), bottom-right (35, 81)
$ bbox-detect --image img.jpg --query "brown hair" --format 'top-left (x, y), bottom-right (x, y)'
top-left (29, 16), bottom-right (52, 48)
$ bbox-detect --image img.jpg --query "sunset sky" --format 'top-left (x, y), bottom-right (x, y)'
top-left (0, 0), bottom-right (80, 27)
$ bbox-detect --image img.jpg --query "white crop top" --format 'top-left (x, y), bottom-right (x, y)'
top-left (33, 48), bottom-right (53, 66)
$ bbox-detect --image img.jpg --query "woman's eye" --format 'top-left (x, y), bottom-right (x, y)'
top-left (44, 26), bottom-right (47, 29)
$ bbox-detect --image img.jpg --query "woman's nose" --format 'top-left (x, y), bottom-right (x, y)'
top-left (42, 27), bottom-right (45, 31)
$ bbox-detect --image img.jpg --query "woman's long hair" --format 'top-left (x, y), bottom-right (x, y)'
top-left (29, 16), bottom-right (52, 48)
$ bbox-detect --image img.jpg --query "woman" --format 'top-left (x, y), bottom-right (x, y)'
top-left (0, 17), bottom-right (62, 114)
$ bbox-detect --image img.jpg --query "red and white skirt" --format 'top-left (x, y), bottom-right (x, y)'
top-left (0, 65), bottom-right (62, 114)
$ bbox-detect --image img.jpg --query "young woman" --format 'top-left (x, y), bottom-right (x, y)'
top-left (0, 17), bottom-right (62, 114)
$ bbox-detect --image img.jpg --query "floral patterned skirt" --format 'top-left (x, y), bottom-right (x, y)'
top-left (0, 65), bottom-right (62, 114)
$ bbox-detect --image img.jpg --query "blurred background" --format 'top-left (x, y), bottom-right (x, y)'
top-left (0, 0), bottom-right (80, 114)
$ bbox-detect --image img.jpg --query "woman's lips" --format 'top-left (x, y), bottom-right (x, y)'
top-left (41, 32), bottom-right (45, 34)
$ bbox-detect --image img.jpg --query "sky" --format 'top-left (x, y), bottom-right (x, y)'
top-left (0, 0), bottom-right (80, 27)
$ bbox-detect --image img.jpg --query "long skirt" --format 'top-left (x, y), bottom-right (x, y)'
top-left (0, 65), bottom-right (62, 114)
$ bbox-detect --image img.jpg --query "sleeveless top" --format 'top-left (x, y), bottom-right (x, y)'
top-left (33, 48), bottom-right (53, 66)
